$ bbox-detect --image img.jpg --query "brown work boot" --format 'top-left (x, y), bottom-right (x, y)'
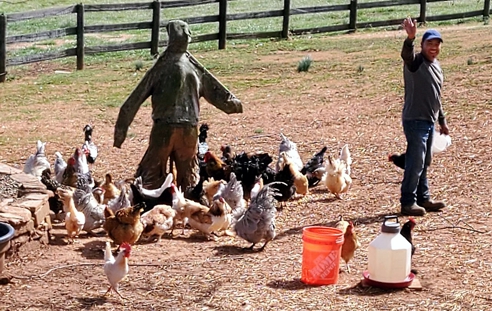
top-left (418, 200), bottom-right (446, 212)
top-left (401, 203), bottom-right (426, 216)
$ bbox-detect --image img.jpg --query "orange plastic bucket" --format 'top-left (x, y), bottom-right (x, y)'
top-left (301, 226), bottom-right (344, 285)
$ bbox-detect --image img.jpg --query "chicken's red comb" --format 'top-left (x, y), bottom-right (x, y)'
top-left (388, 154), bottom-right (393, 162)
top-left (408, 217), bottom-right (416, 225)
top-left (120, 242), bottom-right (132, 251)
top-left (220, 145), bottom-right (226, 151)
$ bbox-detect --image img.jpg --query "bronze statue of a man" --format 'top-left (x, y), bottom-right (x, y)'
top-left (113, 20), bottom-right (242, 190)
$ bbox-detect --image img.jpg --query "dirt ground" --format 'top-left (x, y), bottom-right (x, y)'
top-left (1, 24), bottom-right (492, 310)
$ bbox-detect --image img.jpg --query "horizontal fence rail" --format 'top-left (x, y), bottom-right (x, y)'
top-left (0, 0), bottom-right (491, 82)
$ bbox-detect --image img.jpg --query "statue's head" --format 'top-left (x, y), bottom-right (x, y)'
top-left (166, 20), bottom-right (191, 52)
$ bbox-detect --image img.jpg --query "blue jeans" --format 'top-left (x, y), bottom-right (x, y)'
top-left (400, 120), bottom-right (434, 206)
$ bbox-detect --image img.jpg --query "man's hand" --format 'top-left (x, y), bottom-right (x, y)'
top-left (402, 17), bottom-right (417, 40)
top-left (113, 128), bottom-right (127, 149)
top-left (439, 124), bottom-right (449, 135)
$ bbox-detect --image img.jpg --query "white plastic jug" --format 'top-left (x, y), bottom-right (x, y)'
top-left (432, 130), bottom-right (452, 154)
top-left (367, 216), bottom-right (412, 283)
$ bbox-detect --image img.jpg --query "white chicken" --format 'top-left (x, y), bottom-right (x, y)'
top-left (103, 241), bottom-right (131, 299)
top-left (23, 140), bottom-right (51, 180)
top-left (140, 204), bottom-right (176, 242)
top-left (53, 151), bottom-right (67, 183)
top-left (276, 133), bottom-right (303, 173)
top-left (323, 145), bottom-right (352, 199)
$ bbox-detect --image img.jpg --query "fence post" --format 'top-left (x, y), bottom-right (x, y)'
top-left (0, 14), bottom-right (6, 83)
top-left (349, 0), bottom-right (358, 32)
top-left (484, 0), bottom-right (491, 21)
top-left (151, 0), bottom-right (161, 55)
top-left (76, 3), bottom-right (84, 70)
top-left (218, 0), bottom-right (227, 49)
top-left (419, 0), bottom-right (427, 25)
top-left (282, 0), bottom-right (291, 39)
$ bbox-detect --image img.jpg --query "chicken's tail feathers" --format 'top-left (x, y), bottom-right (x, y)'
top-left (340, 144), bottom-right (352, 174)
top-left (104, 241), bottom-right (113, 262)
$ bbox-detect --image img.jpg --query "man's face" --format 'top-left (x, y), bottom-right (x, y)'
top-left (421, 39), bottom-right (441, 61)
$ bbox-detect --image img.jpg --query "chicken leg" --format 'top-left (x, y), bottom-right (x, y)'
top-left (259, 241), bottom-right (270, 252)
top-left (104, 286), bottom-right (125, 299)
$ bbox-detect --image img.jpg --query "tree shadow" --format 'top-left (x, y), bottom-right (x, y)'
top-left (76, 240), bottom-right (106, 260)
top-left (275, 212), bottom-right (397, 241)
top-left (266, 278), bottom-right (312, 290)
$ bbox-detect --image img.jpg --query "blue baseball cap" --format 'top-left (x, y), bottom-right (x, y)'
top-left (422, 29), bottom-right (443, 43)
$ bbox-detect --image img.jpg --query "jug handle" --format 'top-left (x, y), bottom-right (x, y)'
top-left (383, 215), bottom-right (399, 225)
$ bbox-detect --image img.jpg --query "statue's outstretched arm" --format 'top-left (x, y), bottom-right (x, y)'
top-left (113, 70), bottom-right (154, 148)
top-left (188, 52), bottom-right (243, 114)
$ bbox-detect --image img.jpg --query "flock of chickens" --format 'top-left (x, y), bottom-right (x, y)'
top-left (20, 123), bottom-right (416, 297)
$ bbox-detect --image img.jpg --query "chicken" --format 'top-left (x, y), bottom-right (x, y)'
top-left (270, 162), bottom-right (296, 208)
top-left (187, 196), bottom-right (233, 240)
top-left (103, 202), bottom-right (145, 246)
top-left (323, 145), bottom-right (352, 199)
top-left (82, 124), bottom-right (98, 164)
top-left (140, 204), bottom-right (176, 242)
top-left (107, 185), bottom-right (131, 213)
top-left (276, 133), bottom-right (303, 173)
top-left (204, 151), bottom-right (227, 181)
top-left (62, 147), bottom-right (94, 188)
top-left (53, 151), bottom-right (67, 183)
top-left (170, 184), bottom-right (210, 236)
top-left (135, 174), bottom-right (173, 199)
top-left (250, 176), bottom-right (263, 200)
top-left (197, 123), bottom-right (209, 158)
top-left (230, 151), bottom-right (274, 200)
top-left (130, 175), bottom-right (173, 212)
top-left (280, 152), bottom-right (309, 196)
top-left (103, 241), bottom-right (131, 299)
top-left (335, 214), bottom-right (349, 233)
top-left (220, 145), bottom-right (235, 165)
top-left (23, 140), bottom-right (51, 180)
top-left (301, 146), bottom-right (328, 187)
top-left (72, 175), bottom-right (106, 234)
top-left (400, 218), bottom-right (416, 256)
top-left (56, 187), bottom-right (86, 243)
top-left (215, 172), bottom-right (246, 211)
top-left (100, 173), bottom-right (121, 204)
top-left (233, 184), bottom-right (278, 251)
top-left (389, 153), bottom-right (406, 170)
top-left (40, 168), bottom-right (68, 216)
top-left (202, 178), bottom-right (226, 206)
top-left (337, 218), bottom-right (360, 273)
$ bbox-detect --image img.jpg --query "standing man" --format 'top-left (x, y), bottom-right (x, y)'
top-left (399, 18), bottom-right (449, 216)
top-left (114, 20), bottom-right (242, 191)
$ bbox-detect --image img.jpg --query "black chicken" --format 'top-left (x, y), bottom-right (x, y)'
top-left (197, 123), bottom-right (209, 158)
top-left (301, 146), bottom-right (328, 187)
top-left (400, 218), bottom-right (416, 256)
top-left (269, 162), bottom-right (296, 209)
top-left (231, 151), bottom-right (274, 200)
top-left (130, 182), bottom-right (172, 213)
top-left (40, 168), bottom-right (65, 215)
top-left (388, 153), bottom-right (405, 170)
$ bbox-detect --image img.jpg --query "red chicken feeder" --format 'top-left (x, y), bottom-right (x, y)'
top-left (0, 222), bottom-right (15, 274)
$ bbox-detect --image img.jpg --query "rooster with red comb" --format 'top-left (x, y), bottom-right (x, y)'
top-left (103, 242), bottom-right (131, 299)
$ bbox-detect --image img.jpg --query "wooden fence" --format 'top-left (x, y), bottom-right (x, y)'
top-left (1, 0), bottom-right (491, 82)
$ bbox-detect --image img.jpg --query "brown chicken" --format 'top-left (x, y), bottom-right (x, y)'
top-left (140, 204), bottom-right (176, 242)
top-left (202, 178), bottom-right (226, 206)
top-left (100, 173), bottom-right (121, 204)
top-left (204, 151), bottom-right (227, 181)
top-left (170, 184), bottom-right (210, 236)
top-left (187, 196), bottom-right (232, 240)
top-left (103, 202), bottom-right (145, 246)
top-left (337, 219), bottom-right (360, 273)
top-left (280, 151), bottom-right (309, 196)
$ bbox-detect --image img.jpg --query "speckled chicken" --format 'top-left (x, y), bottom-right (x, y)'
top-left (23, 140), bottom-right (51, 180)
top-left (72, 175), bottom-right (106, 234)
top-left (215, 172), bottom-right (245, 211)
top-left (233, 184), bottom-right (278, 251)
top-left (276, 133), bottom-right (303, 173)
